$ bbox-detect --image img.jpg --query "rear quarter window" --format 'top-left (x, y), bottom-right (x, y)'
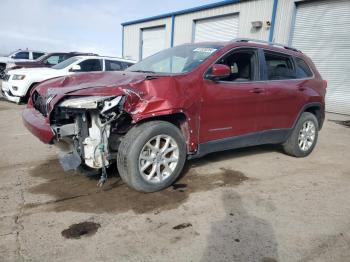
top-left (295, 57), bottom-right (313, 78)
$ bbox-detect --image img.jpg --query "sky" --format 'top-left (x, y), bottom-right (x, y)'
top-left (0, 0), bottom-right (218, 57)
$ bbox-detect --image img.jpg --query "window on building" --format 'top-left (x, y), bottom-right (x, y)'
top-left (295, 57), bottom-right (313, 78)
top-left (214, 49), bottom-right (258, 82)
top-left (264, 51), bottom-right (295, 80)
top-left (33, 52), bottom-right (45, 60)
top-left (12, 52), bottom-right (29, 59)
top-left (105, 60), bottom-right (123, 71)
top-left (78, 59), bottom-right (102, 72)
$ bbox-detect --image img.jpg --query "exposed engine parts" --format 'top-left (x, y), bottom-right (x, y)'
top-left (51, 95), bottom-right (128, 186)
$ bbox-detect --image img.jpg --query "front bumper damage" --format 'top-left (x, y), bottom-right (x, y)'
top-left (26, 93), bottom-right (129, 186)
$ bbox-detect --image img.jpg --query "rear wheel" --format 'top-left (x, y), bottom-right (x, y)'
top-left (117, 121), bottom-right (186, 192)
top-left (282, 112), bottom-right (319, 157)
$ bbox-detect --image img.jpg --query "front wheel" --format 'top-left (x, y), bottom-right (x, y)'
top-left (282, 112), bottom-right (319, 157)
top-left (117, 121), bottom-right (187, 192)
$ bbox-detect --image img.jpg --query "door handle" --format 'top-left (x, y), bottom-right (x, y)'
top-left (298, 87), bottom-right (306, 91)
top-left (249, 88), bottom-right (265, 94)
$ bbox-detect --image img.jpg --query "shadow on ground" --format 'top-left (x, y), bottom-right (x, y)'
top-left (201, 191), bottom-right (279, 262)
top-left (25, 145), bottom-right (279, 214)
top-left (25, 160), bottom-right (248, 214)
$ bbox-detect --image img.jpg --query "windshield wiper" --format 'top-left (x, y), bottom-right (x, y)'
top-left (130, 70), bottom-right (156, 74)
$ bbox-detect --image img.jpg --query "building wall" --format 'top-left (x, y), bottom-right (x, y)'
top-left (173, 0), bottom-right (274, 46)
top-left (123, 17), bottom-right (172, 60)
top-left (122, 0), bottom-right (313, 61)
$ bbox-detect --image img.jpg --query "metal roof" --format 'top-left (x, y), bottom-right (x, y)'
top-left (121, 0), bottom-right (240, 26)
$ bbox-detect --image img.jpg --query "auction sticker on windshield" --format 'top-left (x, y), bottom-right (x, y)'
top-left (193, 48), bottom-right (217, 53)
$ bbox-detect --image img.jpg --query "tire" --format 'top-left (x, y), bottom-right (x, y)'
top-left (282, 112), bottom-right (319, 157)
top-left (23, 83), bottom-right (38, 104)
top-left (117, 121), bottom-right (187, 192)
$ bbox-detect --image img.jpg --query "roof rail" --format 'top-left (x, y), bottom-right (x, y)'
top-left (233, 38), bottom-right (301, 53)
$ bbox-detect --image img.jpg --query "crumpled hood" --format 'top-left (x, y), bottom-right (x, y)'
top-left (33, 71), bottom-right (168, 116)
top-left (35, 71), bottom-right (149, 98)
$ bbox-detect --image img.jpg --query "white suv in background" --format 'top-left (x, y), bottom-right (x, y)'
top-left (1, 56), bottom-right (135, 103)
top-left (0, 50), bottom-right (46, 79)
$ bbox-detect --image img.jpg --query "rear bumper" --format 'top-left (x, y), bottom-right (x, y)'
top-left (22, 107), bottom-right (55, 144)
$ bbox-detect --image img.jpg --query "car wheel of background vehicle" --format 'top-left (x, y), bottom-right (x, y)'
top-left (117, 121), bottom-right (187, 192)
top-left (23, 83), bottom-right (38, 103)
top-left (282, 112), bottom-right (319, 157)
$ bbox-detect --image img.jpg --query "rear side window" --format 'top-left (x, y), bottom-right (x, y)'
top-left (78, 59), bottom-right (102, 72)
top-left (295, 57), bottom-right (313, 78)
top-left (105, 60), bottom-right (123, 71)
top-left (13, 52), bottom-right (29, 59)
top-left (33, 52), bottom-right (45, 59)
top-left (264, 51), bottom-right (295, 80)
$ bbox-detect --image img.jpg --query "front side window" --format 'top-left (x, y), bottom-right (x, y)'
top-left (105, 60), bottom-right (123, 71)
top-left (33, 52), bottom-right (45, 60)
top-left (213, 49), bottom-right (258, 82)
top-left (78, 59), bottom-right (102, 72)
top-left (13, 52), bottom-right (29, 59)
top-left (295, 57), bottom-right (313, 78)
top-left (264, 51), bottom-right (295, 80)
top-left (126, 44), bottom-right (223, 74)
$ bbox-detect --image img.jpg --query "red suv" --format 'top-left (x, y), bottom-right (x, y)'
top-left (23, 39), bottom-right (326, 192)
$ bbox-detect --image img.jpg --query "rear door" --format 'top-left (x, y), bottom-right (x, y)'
top-left (257, 50), bottom-right (306, 131)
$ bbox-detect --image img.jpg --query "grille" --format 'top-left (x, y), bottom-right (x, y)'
top-left (0, 63), bottom-right (5, 80)
top-left (2, 74), bottom-right (10, 81)
top-left (32, 91), bottom-right (48, 116)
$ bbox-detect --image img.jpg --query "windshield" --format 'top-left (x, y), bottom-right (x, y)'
top-left (126, 44), bottom-right (223, 74)
top-left (52, 57), bottom-right (79, 70)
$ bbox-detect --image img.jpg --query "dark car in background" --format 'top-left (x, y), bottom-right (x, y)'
top-left (0, 52), bottom-right (98, 78)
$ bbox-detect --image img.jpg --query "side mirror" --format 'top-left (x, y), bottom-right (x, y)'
top-left (207, 64), bottom-right (230, 80)
top-left (70, 64), bottom-right (81, 72)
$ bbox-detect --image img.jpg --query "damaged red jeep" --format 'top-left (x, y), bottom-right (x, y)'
top-left (23, 39), bottom-right (326, 192)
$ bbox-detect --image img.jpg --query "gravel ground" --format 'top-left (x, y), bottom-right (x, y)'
top-left (0, 97), bottom-right (349, 262)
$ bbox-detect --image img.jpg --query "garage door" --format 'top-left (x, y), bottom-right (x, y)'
top-left (292, 0), bottom-right (350, 115)
top-left (194, 14), bottom-right (239, 43)
top-left (141, 26), bottom-right (166, 59)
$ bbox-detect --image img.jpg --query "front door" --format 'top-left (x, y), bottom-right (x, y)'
top-left (199, 48), bottom-right (265, 143)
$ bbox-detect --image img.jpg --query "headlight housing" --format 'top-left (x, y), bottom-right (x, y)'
top-left (59, 96), bottom-right (118, 110)
top-left (12, 74), bottom-right (26, 80)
